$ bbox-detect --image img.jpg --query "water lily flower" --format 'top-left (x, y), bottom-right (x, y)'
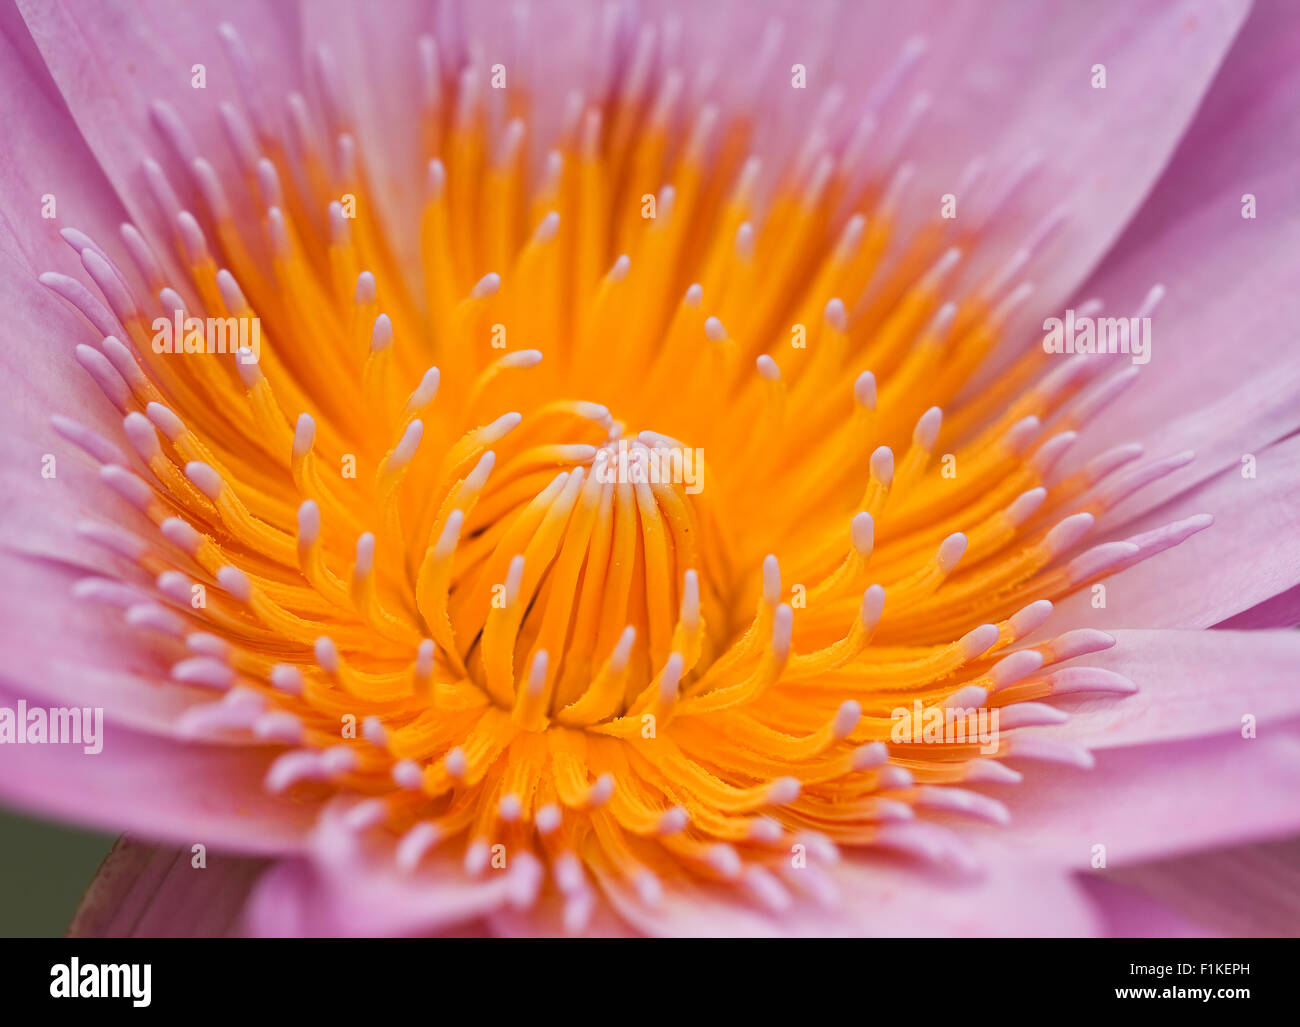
top-left (1, 0), bottom-right (1298, 938)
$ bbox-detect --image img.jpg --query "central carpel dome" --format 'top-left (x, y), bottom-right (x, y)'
top-left (437, 418), bottom-right (738, 725)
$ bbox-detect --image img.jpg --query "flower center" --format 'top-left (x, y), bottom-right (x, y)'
top-left (44, 17), bottom-right (1203, 925)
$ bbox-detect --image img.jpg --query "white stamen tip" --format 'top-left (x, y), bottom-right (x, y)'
top-left (914, 406), bottom-right (943, 450)
top-left (425, 159), bottom-right (446, 197)
top-left (526, 650), bottom-right (549, 695)
top-left (852, 741), bottom-right (889, 770)
top-left (123, 412), bottom-right (160, 460)
top-left (657, 806), bottom-right (688, 834)
top-left (498, 794), bottom-right (523, 822)
top-left (1010, 599), bottom-right (1053, 637)
top-left (944, 684), bottom-right (989, 709)
top-left (362, 716), bottom-right (387, 748)
top-left (270, 664), bottom-right (304, 695)
top-left (609, 626), bottom-right (637, 672)
top-left (146, 402), bottom-right (185, 441)
top-left (871, 446), bottom-right (894, 485)
top-left (465, 450), bottom-right (496, 490)
top-left (415, 639), bottom-right (435, 678)
top-left (216, 565), bottom-right (252, 601)
top-left (355, 271), bottom-right (377, 305)
top-left (408, 367), bottom-right (441, 410)
top-left (533, 211), bottom-right (560, 243)
top-left (929, 301), bottom-right (958, 337)
top-left (1044, 512), bottom-right (1095, 558)
top-left (587, 773), bottom-right (615, 807)
top-left (877, 766), bottom-right (914, 790)
top-left (680, 570), bottom-right (700, 627)
top-left (125, 603), bottom-right (180, 634)
top-left (850, 512), bottom-right (874, 556)
top-left (370, 313), bottom-right (394, 352)
top-left (959, 623), bottom-right (1000, 659)
top-left (297, 501), bottom-right (320, 544)
top-left (635, 870), bottom-right (663, 906)
top-left (768, 776), bottom-right (801, 804)
top-left (471, 272), bottom-right (501, 299)
top-left (293, 413), bottom-right (316, 458)
top-left (708, 844), bottom-right (742, 878)
top-left (161, 517), bottom-right (201, 554)
top-left (824, 297), bottom-right (848, 333)
top-left (351, 534), bottom-right (375, 578)
top-left (389, 419), bottom-right (423, 467)
top-left (184, 461), bottom-right (223, 500)
top-left (186, 633), bottom-right (228, 658)
top-left (314, 636), bottom-right (340, 673)
top-left (861, 584), bottom-right (886, 629)
top-left (937, 533), bottom-right (968, 573)
top-left (172, 657), bottom-right (234, 689)
top-left (990, 649), bottom-right (1045, 690)
top-left (504, 554), bottom-right (526, 606)
top-left (658, 653), bottom-right (685, 702)
top-left (253, 711), bottom-right (303, 744)
top-left (435, 509), bottom-right (464, 559)
top-left (756, 354), bottom-right (780, 381)
top-left (854, 370), bottom-right (877, 410)
top-left (1006, 487), bottom-right (1047, 526)
top-left (1137, 283), bottom-right (1166, 318)
top-left (762, 554), bottom-right (781, 604)
top-left (504, 349), bottom-right (543, 369)
top-left (235, 348), bottom-right (260, 383)
top-left (392, 760), bottom-right (424, 790)
top-left (463, 840), bottom-right (490, 876)
top-left (833, 700), bottom-right (862, 739)
top-left (535, 804), bottom-right (562, 834)
top-left (484, 411), bottom-right (523, 442)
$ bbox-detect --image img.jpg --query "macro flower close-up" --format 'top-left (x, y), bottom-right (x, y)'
top-left (0, 0), bottom-right (1298, 945)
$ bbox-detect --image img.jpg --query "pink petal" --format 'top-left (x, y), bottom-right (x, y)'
top-left (1216, 582), bottom-right (1300, 630)
top-left (977, 721), bottom-right (1300, 869)
top-left (1077, 875), bottom-right (1217, 937)
top-left (1052, 432), bottom-right (1300, 629)
top-left (1039, 628), bottom-right (1300, 748)
top-left (486, 893), bottom-right (638, 939)
top-left (1085, 835), bottom-right (1300, 937)
top-left (2, 0), bottom-right (1286, 944)
top-left (0, 4), bottom-right (150, 568)
top-left (0, 550), bottom-right (220, 736)
top-left (0, 682), bottom-right (315, 854)
top-left (876, 0), bottom-right (1249, 327)
top-left (16, 0), bottom-right (303, 269)
top-left (596, 852), bottom-right (1104, 937)
top-left (245, 801), bottom-right (1105, 936)
top-left (244, 856), bottom-right (532, 937)
top-left (69, 835), bottom-right (269, 937)
top-left (1068, 0), bottom-right (1300, 517)
top-left (242, 803), bottom-right (543, 936)
top-left (0, 2), bottom-right (128, 270)
top-left (0, 272), bottom-right (132, 571)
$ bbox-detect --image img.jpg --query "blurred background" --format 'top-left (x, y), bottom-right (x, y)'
top-left (0, 810), bottom-right (114, 936)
